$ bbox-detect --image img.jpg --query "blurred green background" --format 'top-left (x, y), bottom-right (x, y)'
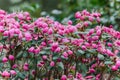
top-left (0, 0), bottom-right (120, 29)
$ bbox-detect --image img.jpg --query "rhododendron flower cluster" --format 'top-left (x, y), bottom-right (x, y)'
top-left (0, 9), bottom-right (120, 80)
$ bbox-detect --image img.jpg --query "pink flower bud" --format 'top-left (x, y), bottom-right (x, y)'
top-left (18, 32), bottom-right (23, 39)
top-left (42, 55), bottom-right (47, 60)
top-left (14, 29), bottom-right (20, 34)
top-left (34, 48), bottom-right (40, 54)
top-left (48, 28), bottom-right (53, 35)
top-left (55, 47), bottom-right (61, 53)
top-left (79, 16), bottom-right (85, 21)
top-left (116, 60), bottom-right (120, 67)
top-left (24, 12), bottom-right (30, 17)
top-left (42, 23), bottom-right (48, 28)
top-left (107, 43), bottom-right (112, 47)
top-left (41, 42), bottom-right (47, 46)
top-left (61, 75), bottom-right (67, 80)
top-left (24, 63), bottom-right (29, 67)
top-left (0, 45), bottom-right (3, 51)
top-left (96, 17), bottom-right (100, 23)
top-left (42, 27), bottom-right (49, 33)
top-left (106, 49), bottom-right (114, 56)
top-left (8, 55), bottom-right (15, 60)
top-left (63, 52), bottom-right (68, 58)
top-left (89, 29), bottom-right (94, 35)
top-left (37, 63), bottom-right (43, 67)
top-left (28, 47), bottom-right (34, 53)
top-left (83, 22), bottom-right (89, 27)
top-left (96, 30), bottom-right (101, 36)
top-left (92, 36), bottom-right (99, 41)
top-left (51, 42), bottom-right (59, 52)
top-left (50, 61), bottom-right (55, 67)
top-left (111, 65), bottom-right (118, 71)
top-left (12, 64), bottom-right (18, 69)
top-left (2, 57), bottom-right (8, 63)
top-left (1, 71), bottom-right (10, 78)
top-left (75, 12), bottom-right (81, 18)
top-left (18, 13), bottom-right (24, 20)
top-left (92, 44), bottom-right (97, 48)
top-left (32, 70), bottom-right (36, 75)
top-left (3, 31), bottom-right (9, 36)
top-left (76, 73), bottom-right (82, 79)
top-left (23, 65), bottom-right (29, 71)
top-left (68, 20), bottom-right (72, 25)
top-left (10, 70), bottom-right (16, 76)
top-left (24, 32), bottom-right (32, 41)
top-left (85, 76), bottom-right (93, 79)
top-left (68, 26), bottom-right (77, 33)
top-left (0, 26), bottom-right (4, 32)
top-left (82, 10), bottom-right (90, 15)
top-left (67, 50), bottom-right (73, 55)
top-left (89, 68), bottom-right (95, 73)
top-left (81, 45), bottom-right (87, 50)
top-left (0, 10), bottom-right (6, 15)
top-left (62, 38), bottom-right (69, 43)
top-left (22, 24), bottom-right (29, 30)
top-left (89, 16), bottom-right (94, 22)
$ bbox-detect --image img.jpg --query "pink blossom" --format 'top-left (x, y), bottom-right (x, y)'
top-left (28, 47), bottom-right (34, 53)
top-left (23, 65), bottom-right (29, 71)
top-left (82, 45), bottom-right (87, 50)
top-left (111, 65), bottom-right (118, 71)
top-left (107, 43), bottom-right (112, 47)
top-left (51, 42), bottom-right (59, 52)
top-left (1, 71), bottom-right (10, 78)
top-left (75, 12), bottom-right (81, 18)
top-left (89, 16), bottom-right (94, 22)
top-left (96, 29), bottom-right (101, 36)
top-left (2, 57), bottom-right (8, 63)
top-left (68, 20), bottom-right (72, 25)
top-left (3, 31), bottom-right (9, 36)
top-left (34, 48), bottom-right (40, 54)
top-left (55, 47), bottom-right (61, 53)
top-left (50, 61), bottom-right (55, 67)
top-left (48, 28), bottom-right (53, 35)
top-left (8, 55), bottom-right (15, 60)
top-left (0, 26), bottom-right (4, 32)
top-left (42, 55), bottom-right (47, 60)
top-left (61, 75), bottom-right (67, 80)
top-left (67, 50), bottom-right (73, 55)
top-left (12, 64), bottom-right (18, 69)
top-left (24, 32), bottom-right (32, 41)
top-left (116, 60), bottom-right (120, 67)
top-left (63, 52), bottom-right (68, 58)
top-left (88, 29), bottom-right (94, 35)
top-left (0, 10), bottom-right (6, 15)
top-left (83, 21), bottom-right (89, 27)
top-left (85, 75), bottom-right (93, 79)
top-left (10, 70), bottom-right (16, 76)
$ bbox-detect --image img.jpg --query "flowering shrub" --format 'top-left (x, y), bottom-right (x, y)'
top-left (0, 9), bottom-right (120, 80)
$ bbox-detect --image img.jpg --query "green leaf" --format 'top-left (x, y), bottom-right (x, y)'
top-left (76, 50), bottom-right (85, 56)
top-left (57, 62), bottom-right (64, 70)
top-left (53, 55), bottom-right (59, 60)
top-left (16, 72), bottom-right (26, 79)
top-left (98, 54), bottom-right (104, 60)
top-left (114, 77), bottom-right (120, 80)
top-left (16, 52), bottom-right (23, 59)
top-left (104, 61), bottom-right (113, 65)
top-left (23, 52), bottom-right (28, 58)
top-left (79, 63), bottom-right (87, 76)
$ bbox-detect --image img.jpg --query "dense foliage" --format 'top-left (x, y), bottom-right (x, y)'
top-left (0, 9), bottom-right (120, 80)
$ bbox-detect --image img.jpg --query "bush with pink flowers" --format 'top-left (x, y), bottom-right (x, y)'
top-left (0, 9), bottom-right (120, 80)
